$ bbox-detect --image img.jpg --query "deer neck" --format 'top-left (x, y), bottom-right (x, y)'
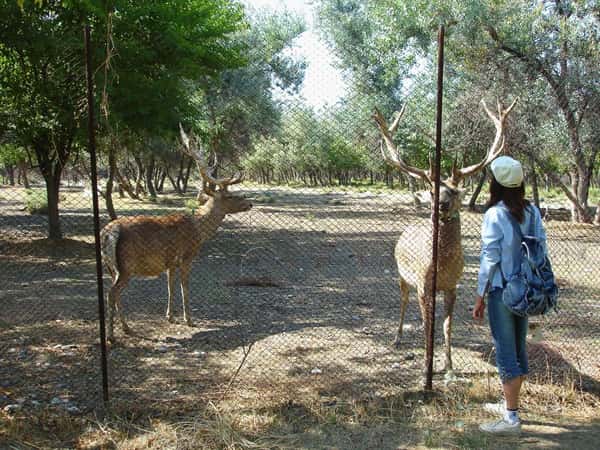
top-left (437, 214), bottom-right (462, 260)
top-left (438, 214), bottom-right (460, 235)
top-left (191, 197), bottom-right (227, 237)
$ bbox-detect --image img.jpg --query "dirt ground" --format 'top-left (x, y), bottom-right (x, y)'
top-left (1, 184), bottom-right (599, 448)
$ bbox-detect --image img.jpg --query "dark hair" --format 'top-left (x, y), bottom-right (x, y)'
top-left (485, 176), bottom-right (530, 223)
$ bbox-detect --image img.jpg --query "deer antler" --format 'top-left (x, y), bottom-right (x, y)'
top-left (372, 105), bottom-right (433, 184)
top-left (179, 124), bottom-right (244, 191)
top-left (449, 97), bottom-right (518, 186)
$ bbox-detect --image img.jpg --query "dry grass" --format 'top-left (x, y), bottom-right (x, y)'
top-left (2, 372), bottom-right (599, 449)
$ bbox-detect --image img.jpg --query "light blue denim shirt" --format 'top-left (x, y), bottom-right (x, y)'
top-left (477, 201), bottom-right (547, 296)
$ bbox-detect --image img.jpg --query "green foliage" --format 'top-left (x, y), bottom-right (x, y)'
top-left (0, 144), bottom-right (27, 166)
top-left (243, 105), bottom-right (376, 185)
top-left (0, 0), bottom-right (88, 150)
top-left (327, 135), bottom-right (363, 172)
top-left (1, 0), bottom-right (248, 153)
top-left (0, 0), bottom-right (249, 236)
top-left (184, 198), bottom-right (199, 213)
top-left (195, 8), bottom-right (307, 160)
top-left (16, 0), bottom-right (43, 9)
top-left (25, 189), bottom-right (48, 215)
top-left (241, 137), bottom-right (279, 176)
top-left (105, 0), bottom-right (248, 135)
top-left (316, 0), bottom-right (600, 209)
top-left (253, 194), bottom-right (276, 204)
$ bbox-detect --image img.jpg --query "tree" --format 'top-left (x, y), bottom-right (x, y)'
top-left (316, 0), bottom-right (600, 221)
top-left (0, 1), bottom-right (87, 238)
top-left (0, 143), bottom-right (29, 187)
top-left (480, 0), bottom-right (600, 222)
top-left (198, 8), bottom-right (306, 162)
top-left (0, 0), bottom-right (247, 238)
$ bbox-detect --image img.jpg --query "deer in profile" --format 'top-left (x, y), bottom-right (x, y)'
top-left (100, 126), bottom-right (252, 342)
top-left (372, 98), bottom-right (517, 372)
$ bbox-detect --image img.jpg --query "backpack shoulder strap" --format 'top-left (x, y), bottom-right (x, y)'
top-left (499, 206), bottom-right (525, 281)
top-left (501, 206), bottom-right (523, 240)
top-left (526, 204), bottom-right (539, 237)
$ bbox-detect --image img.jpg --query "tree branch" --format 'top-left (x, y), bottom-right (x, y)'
top-left (485, 24), bottom-right (585, 171)
top-left (485, 25), bottom-right (561, 93)
top-left (527, 151), bottom-right (591, 222)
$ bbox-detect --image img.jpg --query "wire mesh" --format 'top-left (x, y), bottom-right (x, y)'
top-left (1, 1), bottom-right (599, 419)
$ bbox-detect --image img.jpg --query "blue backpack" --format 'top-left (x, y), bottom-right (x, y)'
top-left (501, 207), bottom-right (559, 317)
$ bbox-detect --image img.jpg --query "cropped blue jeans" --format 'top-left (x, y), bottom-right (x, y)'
top-left (487, 288), bottom-right (529, 382)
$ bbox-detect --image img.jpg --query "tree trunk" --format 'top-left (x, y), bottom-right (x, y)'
top-left (530, 156), bottom-right (540, 209)
top-left (105, 145), bottom-right (117, 220)
top-left (594, 201), bottom-right (600, 226)
top-left (408, 176), bottom-right (420, 207)
top-left (386, 168), bottom-right (394, 189)
top-left (157, 169), bottom-right (166, 193)
top-left (529, 152), bottom-right (591, 223)
top-left (570, 170), bottom-right (580, 222)
top-left (487, 28), bottom-right (592, 222)
top-left (134, 156), bottom-right (145, 197)
top-left (6, 165), bottom-right (15, 185)
top-left (153, 166), bottom-right (163, 193)
top-left (146, 157), bottom-right (157, 198)
top-left (17, 162), bottom-right (30, 188)
top-left (468, 171), bottom-right (487, 211)
top-left (576, 166), bottom-right (592, 220)
top-left (544, 169), bottom-right (590, 222)
top-left (176, 157), bottom-right (185, 192)
top-left (181, 158), bottom-right (193, 193)
top-left (115, 167), bottom-right (139, 199)
top-left (44, 167), bottom-right (62, 240)
top-left (550, 80), bottom-right (594, 222)
top-left (167, 170), bottom-right (182, 195)
top-left (34, 137), bottom-right (70, 240)
top-left (398, 173), bottom-right (406, 189)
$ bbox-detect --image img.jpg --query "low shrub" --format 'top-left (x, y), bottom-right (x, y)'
top-left (25, 189), bottom-right (48, 215)
top-left (185, 198), bottom-right (200, 213)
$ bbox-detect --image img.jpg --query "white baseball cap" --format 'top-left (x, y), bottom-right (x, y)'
top-left (490, 156), bottom-right (523, 188)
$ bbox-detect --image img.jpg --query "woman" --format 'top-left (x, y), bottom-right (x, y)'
top-left (473, 156), bottom-right (547, 434)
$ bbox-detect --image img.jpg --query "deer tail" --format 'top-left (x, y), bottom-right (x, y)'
top-left (101, 223), bottom-right (121, 280)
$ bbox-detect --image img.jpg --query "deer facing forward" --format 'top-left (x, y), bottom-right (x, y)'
top-left (101, 126), bottom-right (252, 342)
top-left (373, 98), bottom-right (517, 372)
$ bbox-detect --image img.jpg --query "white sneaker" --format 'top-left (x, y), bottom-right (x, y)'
top-left (483, 401), bottom-right (505, 416)
top-left (479, 418), bottom-right (522, 434)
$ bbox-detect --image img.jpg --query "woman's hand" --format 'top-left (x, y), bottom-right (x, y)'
top-left (473, 295), bottom-right (486, 321)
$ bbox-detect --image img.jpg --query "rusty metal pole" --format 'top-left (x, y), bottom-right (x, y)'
top-left (425, 24), bottom-right (445, 391)
top-left (84, 24), bottom-right (109, 404)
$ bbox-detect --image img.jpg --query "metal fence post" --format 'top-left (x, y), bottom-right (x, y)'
top-left (84, 24), bottom-right (110, 404)
top-left (426, 23), bottom-right (445, 391)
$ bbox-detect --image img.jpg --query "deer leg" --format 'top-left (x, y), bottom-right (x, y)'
top-left (108, 275), bottom-right (130, 340)
top-left (443, 289), bottom-right (456, 372)
top-left (418, 285), bottom-right (435, 374)
top-left (105, 266), bottom-right (116, 342)
top-left (107, 286), bottom-right (116, 343)
top-left (417, 286), bottom-right (429, 336)
top-left (394, 278), bottom-right (410, 348)
top-left (166, 268), bottom-right (176, 323)
top-left (180, 263), bottom-right (193, 326)
top-left (114, 286), bottom-right (130, 335)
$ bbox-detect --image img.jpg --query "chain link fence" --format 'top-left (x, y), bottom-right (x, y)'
top-left (1, 4), bottom-right (600, 420)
